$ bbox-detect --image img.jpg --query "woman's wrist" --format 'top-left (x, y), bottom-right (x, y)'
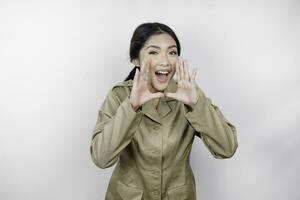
top-left (130, 100), bottom-right (139, 111)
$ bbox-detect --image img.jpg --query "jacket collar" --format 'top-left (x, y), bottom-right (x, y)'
top-left (141, 79), bottom-right (177, 124)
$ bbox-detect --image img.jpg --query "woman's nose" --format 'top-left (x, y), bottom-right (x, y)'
top-left (158, 53), bottom-right (170, 66)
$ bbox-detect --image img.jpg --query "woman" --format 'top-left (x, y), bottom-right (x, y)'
top-left (90, 22), bottom-right (238, 200)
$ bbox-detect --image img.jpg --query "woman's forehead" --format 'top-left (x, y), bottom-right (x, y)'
top-left (144, 33), bottom-right (177, 48)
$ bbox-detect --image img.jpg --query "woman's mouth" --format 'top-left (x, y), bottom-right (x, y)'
top-left (155, 70), bottom-right (169, 83)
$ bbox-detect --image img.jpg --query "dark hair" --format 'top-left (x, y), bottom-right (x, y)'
top-left (124, 22), bottom-right (181, 81)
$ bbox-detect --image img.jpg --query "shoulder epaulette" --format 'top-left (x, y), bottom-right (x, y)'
top-left (112, 80), bottom-right (133, 89)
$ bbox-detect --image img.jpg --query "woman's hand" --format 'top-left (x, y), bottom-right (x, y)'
top-left (130, 60), bottom-right (165, 111)
top-left (165, 58), bottom-right (199, 106)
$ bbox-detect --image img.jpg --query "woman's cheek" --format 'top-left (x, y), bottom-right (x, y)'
top-left (148, 62), bottom-right (156, 74)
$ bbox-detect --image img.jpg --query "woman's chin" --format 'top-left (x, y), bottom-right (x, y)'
top-left (153, 81), bottom-right (169, 92)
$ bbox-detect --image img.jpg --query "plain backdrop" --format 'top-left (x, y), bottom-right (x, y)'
top-left (0, 0), bottom-right (299, 199)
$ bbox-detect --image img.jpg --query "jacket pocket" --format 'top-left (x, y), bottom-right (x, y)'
top-left (117, 181), bottom-right (143, 200)
top-left (167, 184), bottom-right (189, 200)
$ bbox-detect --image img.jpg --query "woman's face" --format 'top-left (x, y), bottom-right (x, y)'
top-left (135, 33), bottom-right (178, 93)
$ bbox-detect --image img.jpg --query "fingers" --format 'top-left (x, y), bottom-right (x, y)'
top-left (144, 61), bottom-right (149, 81)
top-left (165, 92), bottom-right (178, 100)
top-left (175, 59), bottom-right (180, 80)
top-left (133, 67), bottom-right (139, 87)
top-left (139, 61), bottom-right (144, 81)
top-left (190, 67), bottom-right (197, 84)
top-left (176, 58), bottom-right (184, 81)
top-left (151, 92), bottom-right (165, 99)
top-left (177, 57), bottom-right (190, 82)
top-left (179, 58), bottom-right (184, 81)
top-left (140, 60), bottom-right (148, 82)
top-left (183, 59), bottom-right (189, 81)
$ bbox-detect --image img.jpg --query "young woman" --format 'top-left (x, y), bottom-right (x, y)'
top-left (90, 22), bottom-right (238, 200)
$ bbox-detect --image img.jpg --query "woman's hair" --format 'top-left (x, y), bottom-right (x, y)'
top-left (124, 22), bottom-right (181, 81)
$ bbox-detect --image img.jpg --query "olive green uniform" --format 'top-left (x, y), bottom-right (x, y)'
top-left (90, 78), bottom-right (238, 200)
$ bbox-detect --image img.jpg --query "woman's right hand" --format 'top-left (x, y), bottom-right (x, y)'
top-left (129, 60), bottom-right (165, 111)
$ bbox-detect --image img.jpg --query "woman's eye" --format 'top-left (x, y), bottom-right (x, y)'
top-left (149, 51), bottom-right (158, 55)
top-left (170, 51), bottom-right (178, 55)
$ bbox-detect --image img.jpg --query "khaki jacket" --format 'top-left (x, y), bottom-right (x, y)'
top-left (90, 78), bottom-right (238, 200)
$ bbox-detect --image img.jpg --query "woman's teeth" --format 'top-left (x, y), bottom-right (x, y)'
top-left (155, 70), bottom-right (169, 75)
top-left (155, 70), bottom-right (169, 82)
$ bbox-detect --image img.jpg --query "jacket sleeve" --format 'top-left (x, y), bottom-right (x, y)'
top-left (184, 87), bottom-right (238, 159)
top-left (90, 89), bottom-right (143, 169)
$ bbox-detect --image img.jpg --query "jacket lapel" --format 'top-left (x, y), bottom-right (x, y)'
top-left (157, 100), bottom-right (172, 119)
top-left (142, 99), bottom-right (161, 123)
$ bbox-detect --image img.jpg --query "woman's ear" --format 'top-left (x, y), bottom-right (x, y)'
top-left (132, 58), bottom-right (140, 67)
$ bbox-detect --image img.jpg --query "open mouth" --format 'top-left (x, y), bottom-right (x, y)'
top-left (155, 70), bottom-right (170, 83)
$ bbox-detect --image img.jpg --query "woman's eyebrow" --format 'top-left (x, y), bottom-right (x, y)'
top-left (146, 45), bottom-right (177, 49)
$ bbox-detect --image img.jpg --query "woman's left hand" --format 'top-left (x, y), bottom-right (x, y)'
top-left (165, 58), bottom-right (199, 106)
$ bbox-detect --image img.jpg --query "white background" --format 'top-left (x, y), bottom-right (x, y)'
top-left (1, 0), bottom-right (299, 199)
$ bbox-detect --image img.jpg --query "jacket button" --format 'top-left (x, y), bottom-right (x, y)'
top-left (152, 150), bottom-right (160, 154)
top-left (151, 170), bottom-right (160, 176)
top-left (152, 125), bottom-right (160, 130)
top-left (152, 190), bottom-right (159, 196)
